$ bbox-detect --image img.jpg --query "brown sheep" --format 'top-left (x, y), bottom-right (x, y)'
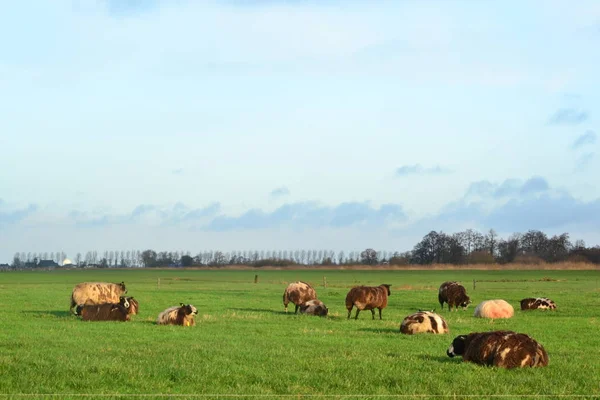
top-left (299, 299), bottom-right (328, 316)
top-left (78, 297), bottom-right (132, 322)
top-left (70, 281), bottom-right (127, 314)
top-left (157, 303), bottom-right (198, 326)
top-left (122, 296), bottom-right (139, 315)
top-left (520, 297), bottom-right (557, 310)
top-left (400, 311), bottom-right (449, 335)
top-left (446, 330), bottom-right (549, 368)
top-left (283, 281), bottom-right (317, 314)
top-left (345, 284), bottom-right (391, 320)
top-left (438, 281), bottom-right (471, 311)
top-left (75, 296), bottom-right (138, 317)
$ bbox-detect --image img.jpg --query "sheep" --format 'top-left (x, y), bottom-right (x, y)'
top-left (438, 281), bottom-right (471, 311)
top-left (70, 281), bottom-right (127, 314)
top-left (520, 297), bottom-right (557, 311)
top-left (157, 303), bottom-right (198, 326)
top-left (283, 281), bottom-right (317, 314)
top-left (446, 330), bottom-right (549, 368)
top-left (400, 311), bottom-right (449, 335)
top-left (121, 296), bottom-right (139, 315)
top-left (298, 299), bottom-right (328, 316)
top-left (78, 297), bottom-right (132, 322)
top-left (474, 299), bottom-right (514, 319)
top-left (345, 284), bottom-right (391, 320)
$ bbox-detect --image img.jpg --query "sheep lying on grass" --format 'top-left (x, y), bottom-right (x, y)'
top-left (157, 303), bottom-right (198, 326)
top-left (447, 330), bottom-right (549, 368)
top-left (400, 311), bottom-right (449, 335)
top-left (78, 297), bottom-right (133, 322)
top-left (345, 284), bottom-right (391, 320)
top-left (298, 299), bottom-right (328, 316)
top-left (474, 299), bottom-right (514, 319)
top-left (283, 281), bottom-right (317, 314)
top-left (70, 281), bottom-right (127, 314)
top-left (520, 297), bottom-right (557, 310)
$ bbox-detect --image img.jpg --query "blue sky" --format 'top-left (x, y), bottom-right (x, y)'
top-left (1, 0), bottom-right (599, 263)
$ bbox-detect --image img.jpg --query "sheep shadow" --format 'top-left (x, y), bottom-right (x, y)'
top-left (23, 310), bottom-right (74, 319)
top-left (358, 328), bottom-right (398, 334)
top-left (417, 354), bottom-right (456, 364)
top-left (227, 307), bottom-right (288, 315)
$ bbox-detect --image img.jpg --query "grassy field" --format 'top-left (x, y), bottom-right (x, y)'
top-left (0, 268), bottom-right (599, 400)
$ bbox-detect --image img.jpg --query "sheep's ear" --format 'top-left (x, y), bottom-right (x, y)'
top-left (180, 302), bottom-right (185, 306)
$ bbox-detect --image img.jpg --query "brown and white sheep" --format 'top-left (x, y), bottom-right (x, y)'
top-left (299, 299), bottom-right (328, 316)
top-left (520, 297), bottom-right (557, 311)
top-left (474, 299), bottom-right (514, 319)
top-left (400, 311), bottom-right (449, 335)
top-left (75, 296), bottom-right (138, 317)
top-left (157, 303), bottom-right (198, 326)
top-left (70, 281), bottom-right (127, 314)
top-left (283, 281), bottom-right (317, 314)
top-left (345, 284), bottom-right (391, 320)
top-left (78, 297), bottom-right (132, 322)
top-left (446, 330), bottom-right (549, 368)
top-left (438, 281), bottom-right (471, 311)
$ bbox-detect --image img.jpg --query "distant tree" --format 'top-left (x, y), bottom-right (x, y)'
top-left (496, 234), bottom-right (521, 264)
top-left (181, 255), bottom-right (194, 267)
top-left (360, 248), bottom-right (378, 265)
top-left (12, 253), bottom-right (22, 269)
top-left (141, 250), bottom-right (157, 268)
top-left (75, 253), bottom-right (82, 267)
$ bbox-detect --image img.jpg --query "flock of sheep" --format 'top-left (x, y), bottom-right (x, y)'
top-left (69, 281), bottom-right (198, 326)
top-left (284, 280), bottom-right (556, 369)
top-left (68, 279), bottom-right (556, 369)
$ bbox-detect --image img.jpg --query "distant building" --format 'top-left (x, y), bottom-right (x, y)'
top-left (62, 258), bottom-right (74, 267)
top-left (37, 260), bottom-right (59, 268)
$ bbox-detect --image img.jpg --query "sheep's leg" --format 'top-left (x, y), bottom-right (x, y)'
top-left (378, 308), bottom-right (383, 320)
top-left (354, 309), bottom-right (361, 319)
top-left (294, 304), bottom-right (299, 314)
top-left (371, 309), bottom-right (375, 320)
top-left (347, 307), bottom-right (352, 319)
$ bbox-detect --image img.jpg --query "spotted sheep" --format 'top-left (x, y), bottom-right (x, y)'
top-left (400, 311), bottom-right (449, 335)
top-left (345, 284), bottom-right (391, 320)
top-left (77, 297), bottom-right (134, 322)
top-left (70, 281), bottom-right (127, 314)
top-left (474, 299), bottom-right (514, 319)
top-left (157, 303), bottom-right (198, 326)
top-left (438, 281), bottom-right (471, 311)
top-left (76, 296), bottom-right (138, 317)
top-left (299, 299), bottom-right (328, 316)
top-left (283, 282), bottom-right (317, 314)
top-left (520, 297), bottom-right (557, 311)
top-left (446, 330), bottom-right (549, 368)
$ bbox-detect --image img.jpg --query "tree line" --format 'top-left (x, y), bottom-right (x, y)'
top-left (6, 228), bottom-right (600, 269)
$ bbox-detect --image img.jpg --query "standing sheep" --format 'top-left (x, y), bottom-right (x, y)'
top-left (78, 297), bottom-right (133, 322)
top-left (345, 284), bottom-right (391, 320)
top-left (70, 281), bottom-right (127, 314)
top-left (400, 311), bottom-right (449, 335)
top-left (299, 299), bottom-right (328, 316)
top-left (446, 330), bottom-right (549, 368)
top-left (283, 282), bottom-right (317, 314)
top-left (474, 299), bottom-right (514, 319)
top-left (438, 281), bottom-right (471, 311)
top-left (520, 297), bottom-right (557, 310)
top-left (157, 303), bottom-right (198, 326)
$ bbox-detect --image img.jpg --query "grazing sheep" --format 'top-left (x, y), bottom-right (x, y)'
top-left (438, 281), bottom-right (471, 311)
top-left (70, 281), bottom-right (127, 314)
top-left (446, 330), bottom-right (549, 368)
top-left (520, 297), bottom-right (557, 311)
top-left (78, 297), bottom-right (131, 322)
top-left (157, 303), bottom-right (198, 326)
top-left (283, 281), bottom-right (317, 314)
top-left (400, 311), bottom-right (449, 335)
top-left (345, 284), bottom-right (391, 320)
top-left (474, 299), bottom-right (514, 319)
top-left (299, 299), bottom-right (328, 316)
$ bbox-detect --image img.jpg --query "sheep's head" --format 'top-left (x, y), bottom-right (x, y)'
top-left (119, 296), bottom-right (130, 309)
top-left (447, 335), bottom-right (468, 358)
top-left (118, 281), bottom-right (127, 294)
top-left (460, 296), bottom-right (472, 309)
top-left (381, 284), bottom-right (391, 296)
top-left (180, 303), bottom-right (198, 315)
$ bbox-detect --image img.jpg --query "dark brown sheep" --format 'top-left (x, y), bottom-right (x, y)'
top-left (283, 281), bottom-right (317, 313)
top-left (438, 281), bottom-right (471, 311)
top-left (157, 303), bottom-right (198, 326)
top-left (345, 284), bottom-right (391, 320)
top-left (520, 297), bottom-right (557, 310)
top-left (447, 330), bottom-right (549, 368)
top-left (122, 296), bottom-right (139, 314)
top-left (78, 297), bottom-right (132, 322)
top-left (70, 281), bottom-right (127, 314)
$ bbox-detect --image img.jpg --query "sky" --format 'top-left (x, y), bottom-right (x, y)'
top-left (1, 0), bottom-right (600, 263)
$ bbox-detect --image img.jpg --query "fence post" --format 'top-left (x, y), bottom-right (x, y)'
top-left (157, 278), bottom-right (160, 289)
top-left (323, 276), bottom-right (327, 288)
top-left (254, 274), bottom-right (259, 284)
top-left (473, 279), bottom-right (476, 290)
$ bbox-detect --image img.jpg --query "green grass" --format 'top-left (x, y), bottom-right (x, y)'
top-left (0, 269), bottom-right (599, 400)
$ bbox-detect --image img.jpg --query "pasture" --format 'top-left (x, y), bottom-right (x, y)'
top-left (0, 268), bottom-right (599, 399)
